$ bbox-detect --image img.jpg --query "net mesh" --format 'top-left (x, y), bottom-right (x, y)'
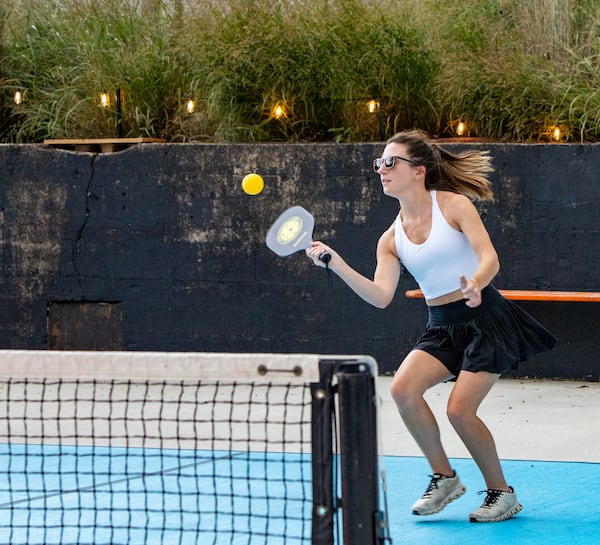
top-left (0, 353), bottom-right (319, 545)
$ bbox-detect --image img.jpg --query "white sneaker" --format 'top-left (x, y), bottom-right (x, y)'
top-left (469, 486), bottom-right (522, 522)
top-left (412, 471), bottom-right (466, 515)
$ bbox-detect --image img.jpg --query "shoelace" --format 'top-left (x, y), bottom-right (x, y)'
top-left (423, 474), bottom-right (444, 496)
top-left (478, 489), bottom-right (504, 507)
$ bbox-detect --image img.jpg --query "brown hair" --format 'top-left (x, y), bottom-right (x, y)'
top-left (387, 129), bottom-right (494, 201)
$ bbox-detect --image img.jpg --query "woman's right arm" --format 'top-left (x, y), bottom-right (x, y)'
top-left (306, 227), bottom-right (401, 309)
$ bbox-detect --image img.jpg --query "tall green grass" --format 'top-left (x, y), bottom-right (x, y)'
top-left (1, 0), bottom-right (194, 141)
top-left (424, 0), bottom-right (600, 141)
top-left (186, 0), bottom-right (438, 142)
top-left (1, 0), bottom-right (600, 142)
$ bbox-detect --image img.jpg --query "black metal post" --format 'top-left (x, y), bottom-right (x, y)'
top-left (377, 101), bottom-right (385, 141)
top-left (337, 363), bottom-right (379, 545)
top-left (115, 87), bottom-right (123, 138)
top-left (311, 362), bottom-right (335, 545)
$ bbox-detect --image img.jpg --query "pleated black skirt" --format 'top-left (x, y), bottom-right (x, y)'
top-left (413, 285), bottom-right (558, 376)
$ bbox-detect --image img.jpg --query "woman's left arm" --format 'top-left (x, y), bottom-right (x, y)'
top-left (444, 193), bottom-right (500, 307)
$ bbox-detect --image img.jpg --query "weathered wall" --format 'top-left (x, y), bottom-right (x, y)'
top-left (0, 142), bottom-right (598, 379)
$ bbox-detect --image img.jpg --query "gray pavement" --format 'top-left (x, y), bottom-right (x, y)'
top-left (376, 377), bottom-right (600, 463)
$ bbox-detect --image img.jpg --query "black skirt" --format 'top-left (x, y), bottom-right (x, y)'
top-left (413, 285), bottom-right (558, 376)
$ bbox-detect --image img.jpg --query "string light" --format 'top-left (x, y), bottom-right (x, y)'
top-left (367, 99), bottom-right (385, 140)
top-left (100, 91), bottom-right (110, 107)
top-left (271, 102), bottom-right (286, 119)
top-left (367, 99), bottom-right (379, 114)
top-left (456, 121), bottom-right (466, 136)
top-left (186, 99), bottom-right (195, 114)
top-left (13, 91), bottom-right (23, 105)
top-left (552, 126), bottom-right (561, 141)
top-left (544, 124), bottom-right (568, 142)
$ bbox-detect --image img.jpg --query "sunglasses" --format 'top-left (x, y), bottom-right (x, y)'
top-left (372, 155), bottom-right (418, 172)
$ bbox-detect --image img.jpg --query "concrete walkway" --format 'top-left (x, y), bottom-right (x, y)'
top-left (376, 377), bottom-right (600, 463)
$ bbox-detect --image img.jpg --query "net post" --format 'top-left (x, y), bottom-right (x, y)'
top-left (311, 361), bottom-right (336, 545)
top-left (337, 361), bottom-right (380, 545)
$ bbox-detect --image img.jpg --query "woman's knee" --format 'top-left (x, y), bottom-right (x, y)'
top-left (447, 371), bottom-right (498, 431)
top-left (446, 399), bottom-right (463, 428)
top-left (390, 370), bottom-right (431, 413)
top-left (391, 351), bottom-right (452, 409)
top-left (390, 373), bottom-right (415, 409)
top-left (446, 398), bottom-right (474, 432)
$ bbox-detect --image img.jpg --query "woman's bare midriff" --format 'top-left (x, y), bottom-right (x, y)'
top-left (425, 288), bottom-right (465, 306)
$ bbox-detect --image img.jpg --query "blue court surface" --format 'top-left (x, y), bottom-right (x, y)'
top-left (1, 446), bottom-right (599, 544)
top-left (383, 456), bottom-right (600, 545)
top-left (0, 446), bottom-right (312, 545)
top-left (2, 376), bottom-right (599, 544)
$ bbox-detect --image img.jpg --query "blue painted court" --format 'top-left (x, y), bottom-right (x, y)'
top-left (383, 456), bottom-right (600, 545)
top-left (2, 445), bottom-right (598, 544)
top-left (0, 446), bottom-right (312, 545)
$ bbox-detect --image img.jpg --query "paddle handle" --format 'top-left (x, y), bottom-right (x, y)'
top-left (319, 252), bottom-right (331, 264)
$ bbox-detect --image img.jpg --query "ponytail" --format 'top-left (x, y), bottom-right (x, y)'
top-left (387, 130), bottom-right (494, 201)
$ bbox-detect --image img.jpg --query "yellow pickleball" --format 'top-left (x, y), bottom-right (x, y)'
top-left (241, 173), bottom-right (264, 195)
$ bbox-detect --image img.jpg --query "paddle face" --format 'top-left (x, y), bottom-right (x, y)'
top-left (266, 206), bottom-right (315, 257)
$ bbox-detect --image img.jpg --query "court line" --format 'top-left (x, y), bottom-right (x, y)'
top-left (0, 450), bottom-right (247, 509)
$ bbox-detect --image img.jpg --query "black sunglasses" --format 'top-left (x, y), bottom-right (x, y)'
top-left (372, 155), bottom-right (418, 172)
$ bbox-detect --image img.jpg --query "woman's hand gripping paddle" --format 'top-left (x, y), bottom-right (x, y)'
top-left (266, 206), bottom-right (331, 263)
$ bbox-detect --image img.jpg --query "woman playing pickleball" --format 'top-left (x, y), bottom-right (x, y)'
top-left (306, 129), bottom-right (556, 523)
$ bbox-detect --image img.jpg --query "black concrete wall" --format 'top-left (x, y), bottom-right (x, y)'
top-left (0, 142), bottom-right (598, 379)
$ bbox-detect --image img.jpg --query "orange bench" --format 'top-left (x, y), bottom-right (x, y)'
top-left (405, 289), bottom-right (600, 302)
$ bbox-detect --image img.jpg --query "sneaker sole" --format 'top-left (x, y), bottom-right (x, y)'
top-left (412, 485), bottom-right (467, 516)
top-left (469, 502), bottom-right (523, 523)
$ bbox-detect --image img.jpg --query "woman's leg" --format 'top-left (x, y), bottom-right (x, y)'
top-left (447, 370), bottom-right (523, 522)
top-left (446, 370), bottom-right (508, 491)
top-left (390, 349), bottom-right (454, 475)
top-left (391, 349), bottom-right (466, 515)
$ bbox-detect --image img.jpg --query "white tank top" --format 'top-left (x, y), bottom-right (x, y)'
top-left (394, 190), bottom-right (479, 299)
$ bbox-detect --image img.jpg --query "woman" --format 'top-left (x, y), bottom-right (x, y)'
top-left (306, 129), bottom-right (556, 523)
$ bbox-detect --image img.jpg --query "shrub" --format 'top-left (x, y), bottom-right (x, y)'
top-left (1, 0), bottom-right (600, 142)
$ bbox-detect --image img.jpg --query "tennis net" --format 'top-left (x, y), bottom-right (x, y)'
top-left (0, 351), bottom-right (387, 545)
